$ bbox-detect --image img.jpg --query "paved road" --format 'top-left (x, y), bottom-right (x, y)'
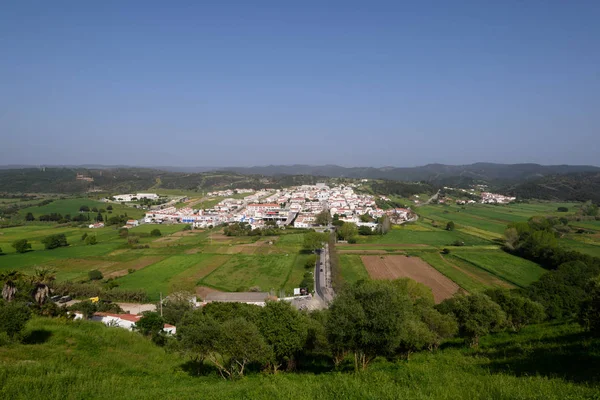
top-left (314, 244), bottom-right (334, 305)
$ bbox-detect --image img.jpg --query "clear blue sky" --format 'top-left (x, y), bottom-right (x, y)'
top-left (1, 1), bottom-right (598, 167)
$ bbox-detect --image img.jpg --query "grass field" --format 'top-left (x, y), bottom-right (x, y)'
top-left (357, 227), bottom-right (490, 246)
top-left (339, 254), bottom-right (370, 284)
top-left (0, 317), bottom-right (597, 399)
top-left (20, 198), bottom-right (145, 219)
top-left (451, 249), bottom-right (547, 287)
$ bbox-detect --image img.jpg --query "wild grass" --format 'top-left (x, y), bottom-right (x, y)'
top-left (339, 255), bottom-right (370, 284)
top-left (0, 318), bottom-right (597, 399)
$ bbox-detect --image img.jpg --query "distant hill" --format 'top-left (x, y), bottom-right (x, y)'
top-left (219, 163), bottom-right (600, 183)
top-left (503, 172), bottom-right (600, 203)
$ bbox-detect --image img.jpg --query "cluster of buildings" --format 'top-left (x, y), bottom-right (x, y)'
top-left (113, 193), bottom-right (160, 202)
top-left (141, 183), bottom-right (413, 230)
top-left (480, 192), bottom-right (516, 204)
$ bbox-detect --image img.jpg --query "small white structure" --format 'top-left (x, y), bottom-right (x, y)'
top-left (88, 222), bottom-right (105, 229)
top-left (126, 219), bottom-right (139, 227)
top-left (73, 312), bottom-right (176, 334)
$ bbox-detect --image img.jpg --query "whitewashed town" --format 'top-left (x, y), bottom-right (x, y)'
top-left (132, 183), bottom-right (413, 230)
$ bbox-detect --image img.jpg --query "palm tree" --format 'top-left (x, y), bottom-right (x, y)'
top-left (1, 270), bottom-right (22, 302)
top-left (30, 268), bottom-right (56, 306)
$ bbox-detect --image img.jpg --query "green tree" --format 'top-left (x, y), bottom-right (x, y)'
top-left (177, 311), bottom-right (222, 363)
top-left (379, 215), bottom-right (391, 234)
top-left (580, 201), bottom-right (598, 217)
top-left (25, 212), bottom-right (35, 221)
top-left (85, 235), bottom-right (98, 245)
top-left (96, 212), bottom-right (103, 222)
top-left (150, 229), bottom-right (162, 237)
top-left (79, 205), bottom-right (90, 212)
top-left (327, 280), bottom-right (413, 371)
top-left (446, 221), bottom-right (455, 231)
top-left (578, 276), bottom-right (600, 336)
top-left (358, 225), bottom-right (374, 236)
top-left (485, 289), bottom-right (545, 331)
top-left (257, 301), bottom-right (307, 372)
top-left (437, 293), bottom-right (506, 346)
top-left (338, 222), bottom-right (358, 241)
top-left (41, 234), bottom-right (68, 250)
top-left (106, 205), bottom-right (113, 211)
top-left (76, 300), bottom-right (98, 319)
top-left (315, 210), bottom-right (332, 226)
top-left (81, 232), bottom-right (88, 241)
top-left (12, 239), bottom-right (31, 254)
top-left (135, 312), bottom-right (165, 338)
top-left (1, 271), bottom-right (22, 302)
top-left (217, 318), bottom-right (272, 378)
top-left (302, 232), bottom-right (326, 253)
top-left (88, 269), bottom-right (103, 281)
top-left (0, 301), bottom-right (31, 339)
top-left (30, 268), bottom-right (56, 306)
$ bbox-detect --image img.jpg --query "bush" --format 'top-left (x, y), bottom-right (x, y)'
top-left (451, 240), bottom-right (465, 247)
top-left (0, 301), bottom-right (31, 339)
top-left (150, 229), bottom-right (162, 237)
top-left (557, 207), bottom-right (569, 212)
top-left (347, 237), bottom-right (357, 244)
top-left (81, 233), bottom-right (88, 241)
top-left (183, 225), bottom-right (192, 231)
top-left (85, 235), bottom-right (97, 245)
top-left (446, 221), bottom-right (455, 231)
top-left (41, 234), bottom-right (68, 250)
top-left (88, 270), bottom-right (104, 281)
top-left (441, 248), bottom-right (451, 255)
top-left (12, 239), bottom-right (32, 253)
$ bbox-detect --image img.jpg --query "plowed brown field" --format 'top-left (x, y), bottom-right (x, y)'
top-left (361, 255), bottom-right (459, 303)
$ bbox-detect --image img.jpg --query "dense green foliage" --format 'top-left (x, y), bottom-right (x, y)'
top-left (41, 233), bottom-right (68, 250)
top-left (0, 301), bottom-right (31, 339)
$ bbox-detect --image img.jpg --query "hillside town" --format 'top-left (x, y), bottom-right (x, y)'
top-left (132, 184), bottom-right (413, 230)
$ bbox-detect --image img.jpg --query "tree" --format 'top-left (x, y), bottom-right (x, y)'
top-left (1, 271), bottom-right (22, 302)
top-left (446, 221), bottom-right (455, 231)
top-left (579, 276), bottom-right (600, 336)
top-left (338, 222), bottom-right (358, 241)
top-left (485, 289), bottom-right (545, 331)
top-left (30, 268), bottom-right (56, 306)
top-left (150, 229), bottom-right (162, 237)
top-left (0, 301), bottom-right (31, 339)
top-left (91, 207), bottom-right (98, 212)
top-left (218, 318), bottom-right (272, 378)
top-left (437, 293), bottom-right (506, 346)
top-left (257, 301), bottom-right (307, 372)
top-left (81, 232), bottom-right (88, 241)
top-left (12, 239), bottom-right (31, 254)
top-left (580, 201), bottom-right (598, 217)
top-left (379, 215), bottom-right (391, 234)
top-left (315, 210), bottom-right (332, 226)
top-left (557, 207), bottom-right (569, 212)
top-left (0, 247), bottom-right (2, 255)
top-left (88, 269), bottom-right (103, 281)
top-left (327, 280), bottom-right (413, 371)
top-left (25, 212), bottom-right (35, 221)
top-left (76, 300), bottom-right (98, 319)
top-left (358, 225), bottom-right (374, 236)
top-left (106, 205), bottom-right (113, 211)
top-left (41, 234), bottom-right (68, 250)
top-left (85, 235), bottom-right (97, 245)
top-left (177, 311), bottom-right (222, 364)
top-left (135, 312), bottom-right (165, 338)
top-left (302, 232), bottom-right (326, 253)
top-left (96, 212), bottom-right (103, 222)
top-left (79, 205), bottom-right (90, 212)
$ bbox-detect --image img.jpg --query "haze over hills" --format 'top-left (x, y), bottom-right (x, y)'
top-left (3, 163), bottom-right (599, 183)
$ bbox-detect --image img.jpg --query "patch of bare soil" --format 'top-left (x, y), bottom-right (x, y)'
top-left (361, 255), bottom-right (459, 303)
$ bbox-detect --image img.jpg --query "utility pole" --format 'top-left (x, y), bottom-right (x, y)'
top-left (159, 292), bottom-right (163, 317)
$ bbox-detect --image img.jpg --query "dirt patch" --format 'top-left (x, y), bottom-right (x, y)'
top-left (106, 257), bottom-right (164, 278)
top-left (196, 286), bottom-right (222, 300)
top-left (361, 255), bottom-right (459, 303)
top-left (338, 243), bottom-right (428, 248)
top-left (108, 249), bottom-right (129, 256)
top-left (185, 247), bottom-right (203, 254)
top-left (172, 230), bottom-right (204, 237)
top-left (338, 249), bottom-right (400, 255)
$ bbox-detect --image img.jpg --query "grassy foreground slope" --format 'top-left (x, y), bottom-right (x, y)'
top-left (0, 318), bottom-right (598, 400)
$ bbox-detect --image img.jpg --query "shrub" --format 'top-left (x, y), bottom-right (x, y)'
top-left (150, 229), bottom-right (162, 237)
top-left (451, 240), bottom-right (465, 247)
top-left (183, 225), bottom-right (192, 231)
top-left (446, 221), bottom-right (455, 231)
top-left (485, 289), bottom-right (545, 331)
top-left (81, 233), bottom-right (88, 241)
top-left (85, 235), bottom-right (97, 245)
top-left (41, 234), bottom-right (68, 250)
top-left (0, 301), bottom-right (31, 339)
top-left (557, 207), bottom-right (569, 212)
top-left (88, 270), bottom-right (103, 281)
top-left (441, 248), bottom-right (451, 255)
top-left (12, 239), bottom-right (32, 253)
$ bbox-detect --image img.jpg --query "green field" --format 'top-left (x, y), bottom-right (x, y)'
top-left (451, 249), bottom-right (547, 287)
top-left (0, 317), bottom-right (596, 399)
top-left (357, 227), bottom-right (490, 246)
top-left (20, 198), bottom-right (145, 219)
top-left (339, 254), bottom-right (370, 284)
